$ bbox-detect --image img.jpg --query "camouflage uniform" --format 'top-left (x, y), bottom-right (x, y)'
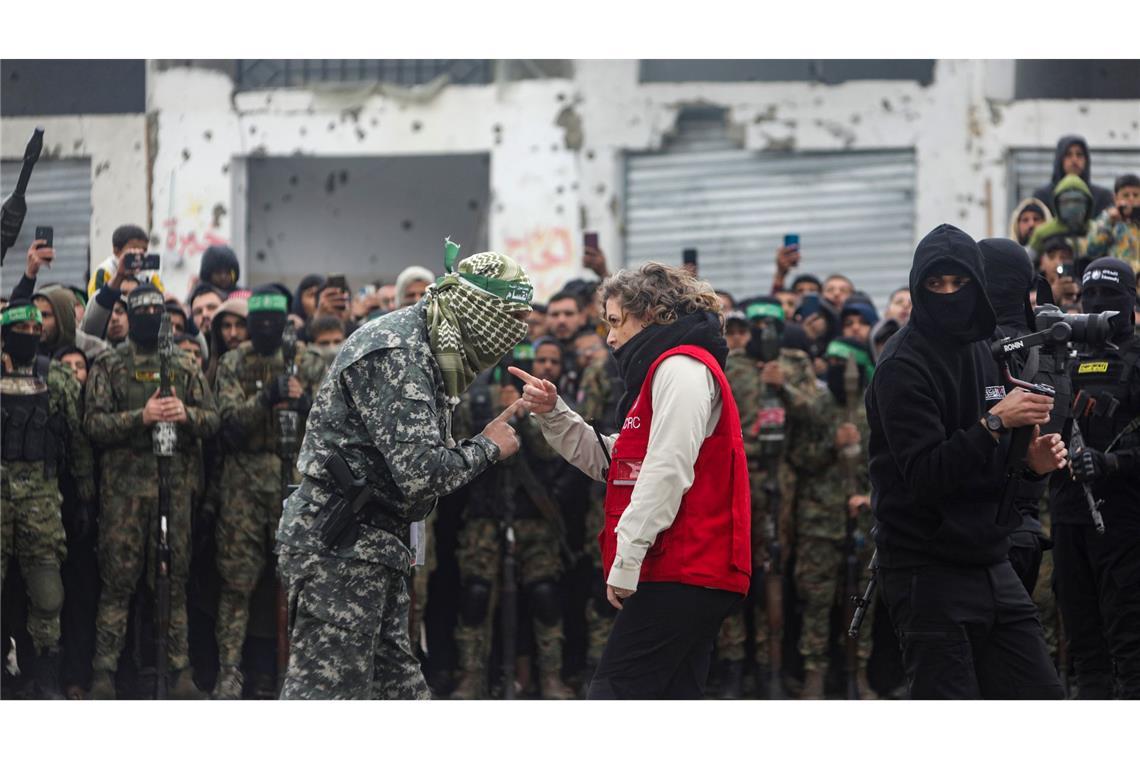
top-left (1086, 209), bottom-right (1140, 275)
top-left (452, 400), bottom-right (582, 697)
top-left (84, 343), bottom-right (219, 678)
top-left (1, 359), bottom-right (94, 654)
top-left (275, 302), bottom-right (502, 699)
top-left (574, 355), bottom-right (623, 667)
top-left (786, 387), bottom-right (873, 678)
top-left (716, 347), bottom-right (818, 670)
top-left (212, 342), bottom-right (321, 678)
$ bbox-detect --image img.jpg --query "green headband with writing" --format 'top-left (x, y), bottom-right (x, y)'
top-left (1, 304), bottom-right (43, 326)
top-left (825, 340), bottom-right (875, 378)
top-left (441, 239), bottom-right (534, 306)
top-left (746, 302), bottom-right (785, 323)
top-left (248, 293), bottom-right (288, 313)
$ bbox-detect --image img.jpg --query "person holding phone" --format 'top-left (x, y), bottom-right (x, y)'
top-left (512, 262), bottom-right (750, 699)
top-left (86, 224), bottom-right (163, 299)
top-left (1086, 173), bottom-right (1140, 275)
top-left (770, 235), bottom-right (802, 295)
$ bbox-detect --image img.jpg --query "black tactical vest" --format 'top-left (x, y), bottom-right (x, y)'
top-left (0, 356), bottom-right (64, 475)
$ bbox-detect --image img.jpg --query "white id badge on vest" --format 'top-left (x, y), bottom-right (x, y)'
top-left (611, 459), bottom-right (643, 487)
top-left (409, 520), bottom-right (428, 567)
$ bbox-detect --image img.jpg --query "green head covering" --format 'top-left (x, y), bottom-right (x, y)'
top-left (425, 239), bottom-right (532, 402)
top-left (1, 303), bottom-right (43, 326)
top-left (248, 293), bottom-right (289, 313)
top-left (825, 339), bottom-right (875, 380)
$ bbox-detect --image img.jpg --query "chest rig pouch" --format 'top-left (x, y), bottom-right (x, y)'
top-left (1, 357), bottom-right (63, 476)
top-left (226, 350), bottom-right (282, 454)
top-left (1071, 346), bottom-right (1140, 451)
top-left (123, 348), bottom-right (184, 451)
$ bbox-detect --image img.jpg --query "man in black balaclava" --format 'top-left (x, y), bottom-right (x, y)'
top-left (84, 284), bottom-right (220, 699)
top-left (1049, 258), bottom-right (1140, 699)
top-left (867, 224), bottom-right (1068, 699)
top-left (210, 284), bottom-right (315, 699)
top-left (979, 238), bottom-right (1052, 596)
top-left (1, 300), bottom-right (96, 698)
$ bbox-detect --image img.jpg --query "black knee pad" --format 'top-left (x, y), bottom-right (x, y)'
top-left (526, 581), bottom-right (563, 627)
top-left (460, 578), bottom-right (492, 626)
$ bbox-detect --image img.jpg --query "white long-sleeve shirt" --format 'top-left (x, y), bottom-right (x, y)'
top-left (534, 354), bottom-right (722, 591)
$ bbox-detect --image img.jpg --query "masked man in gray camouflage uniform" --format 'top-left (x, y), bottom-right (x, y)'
top-left (275, 243), bottom-right (531, 699)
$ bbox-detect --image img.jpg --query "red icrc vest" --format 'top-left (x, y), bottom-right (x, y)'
top-left (601, 345), bottom-right (751, 595)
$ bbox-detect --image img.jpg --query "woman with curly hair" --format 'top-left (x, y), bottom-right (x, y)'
top-left (510, 262), bottom-right (751, 699)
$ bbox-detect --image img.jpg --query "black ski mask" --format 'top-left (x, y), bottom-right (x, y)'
top-left (922, 262), bottom-right (983, 343)
top-left (246, 288), bottom-right (290, 355)
top-left (127, 285), bottom-right (165, 351)
top-left (1, 301), bottom-right (43, 366)
top-left (1080, 258), bottom-right (1137, 338)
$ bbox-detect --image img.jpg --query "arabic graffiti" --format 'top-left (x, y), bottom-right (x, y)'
top-left (163, 217), bottom-right (229, 263)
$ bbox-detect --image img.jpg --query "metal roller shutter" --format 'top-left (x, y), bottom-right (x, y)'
top-left (1, 158), bottom-right (93, 295)
top-left (1008, 148), bottom-right (1140, 217)
top-left (624, 114), bottom-right (916, 311)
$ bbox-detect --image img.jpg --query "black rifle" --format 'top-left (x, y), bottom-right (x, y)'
top-left (509, 422), bottom-right (582, 567)
top-left (848, 549), bottom-right (878, 641)
top-left (499, 463), bottom-right (518, 700)
top-left (153, 312), bottom-right (177, 699)
top-left (754, 330), bottom-right (786, 700)
top-left (1, 128), bottom-right (44, 264)
top-left (839, 355), bottom-right (863, 700)
top-left (1068, 418), bottom-right (1106, 534)
top-left (276, 321), bottom-right (301, 690)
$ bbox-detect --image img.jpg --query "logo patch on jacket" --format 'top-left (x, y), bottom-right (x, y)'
top-left (135, 370), bottom-right (160, 382)
top-left (1077, 361), bottom-right (1109, 374)
top-left (984, 385), bottom-right (1006, 401)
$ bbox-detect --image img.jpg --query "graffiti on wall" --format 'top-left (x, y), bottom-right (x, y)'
top-left (163, 216), bottom-right (229, 264)
top-left (502, 226), bottom-right (575, 302)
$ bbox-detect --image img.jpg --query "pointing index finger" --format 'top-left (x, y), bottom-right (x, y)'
top-left (493, 398), bottom-right (526, 423)
top-left (507, 365), bottom-right (543, 388)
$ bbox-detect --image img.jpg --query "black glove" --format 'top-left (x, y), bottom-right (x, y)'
top-left (1072, 447), bottom-right (1117, 483)
top-left (259, 375), bottom-right (291, 407)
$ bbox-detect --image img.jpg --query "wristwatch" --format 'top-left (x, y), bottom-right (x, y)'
top-left (984, 413), bottom-right (1006, 435)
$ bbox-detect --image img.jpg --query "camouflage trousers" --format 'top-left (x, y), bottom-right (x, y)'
top-left (795, 536), bottom-right (872, 673)
top-left (717, 475), bottom-right (774, 665)
top-left (0, 490), bottom-right (67, 651)
top-left (1033, 546), bottom-right (1059, 661)
top-left (454, 517), bottom-right (563, 681)
top-left (584, 489), bottom-right (614, 665)
top-left (278, 549), bottom-right (429, 700)
top-left (215, 486), bottom-right (282, 667)
top-left (93, 492), bottom-right (192, 672)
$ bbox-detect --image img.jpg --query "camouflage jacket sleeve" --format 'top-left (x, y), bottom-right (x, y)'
top-left (786, 392), bottom-right (840, 473)
top-left (340, 349), bottom-right (499, 503)
top-left (83, 354), bottom-right (145, 446)
top-left (776, 348), bottom-right (819, 419)
top-left (181, 357), bottom-right (220, 440)
top-left (50, 362), bottom-right (95, 501)
top-left (215, 351), bottom-right (268, 438)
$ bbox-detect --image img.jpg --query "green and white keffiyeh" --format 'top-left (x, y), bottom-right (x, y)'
top-left (425, 240), bottom-right (532, 403)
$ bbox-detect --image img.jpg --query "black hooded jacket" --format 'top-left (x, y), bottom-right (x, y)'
top-left (1031, 135), bottom-right (1115, 217)
top-left (980, 237), bottom-right (1049, 542)
top-left (199, 245), bottom-right (241, 294)
top-left (867, 225), bottom-right (1017, 568)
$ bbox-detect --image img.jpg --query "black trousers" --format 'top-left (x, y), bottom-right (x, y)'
top-left (587, 582), bottom-right (739, 699)
top-left (879, 561), bottom-right (1063, 699)
top-left (1053, 524), bottom-right (1140, 699)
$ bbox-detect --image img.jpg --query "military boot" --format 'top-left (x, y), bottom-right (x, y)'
top-left (169, 669), bottom-right (206, 700)
top-left (32, 647), bottom-right (63, 699)
top-left (89, 670), bottom-right (116, 700)
top-left (450, 632), bottom-right (485, 700)
top-left (718, 659), bottom-right (744, 700)
top-left (801, 668), bottom-right (825, 700)
top-left (211, 666), bottom-right (243, 700)
top-left (540, 671), bottom-right (575, 700)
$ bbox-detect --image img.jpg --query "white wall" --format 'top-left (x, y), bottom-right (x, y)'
top-left (60, 60), bottom-right (1139, 301)
top-left (1, 114), bottom-right (149, 274)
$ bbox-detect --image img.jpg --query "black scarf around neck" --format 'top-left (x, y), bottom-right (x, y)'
top-left (612, 310), bottom-right (728, 426)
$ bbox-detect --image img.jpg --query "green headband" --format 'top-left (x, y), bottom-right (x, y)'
top-left (248, 293), bottom-right (288, 313)
top-left (1, 304), bottom-right (43, 326)
top-left (746, 302), bottom-right (785, 323)
top-left (825, 340), bottom-right (875, 378)
top-left (513, 343), bottom-right (535, 360)
top-left (441, 238), bottom-right (534, 306)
